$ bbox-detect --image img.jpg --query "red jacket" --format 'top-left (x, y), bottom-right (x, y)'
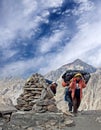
top-left (69, 77), bottom-right (86, 100)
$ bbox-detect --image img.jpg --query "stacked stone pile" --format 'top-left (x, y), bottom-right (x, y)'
top-left (16, 73), bottom-right (58, 113)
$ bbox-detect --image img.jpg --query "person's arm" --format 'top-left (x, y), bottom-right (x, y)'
top-left (69, 78), bottom-right (76, 89)
top-left (62, 81), bottom-right (67, 87)
top-left (80, 79), bottom-right (86, 88)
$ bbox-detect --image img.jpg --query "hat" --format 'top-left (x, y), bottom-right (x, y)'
top-left (74, 73), bottom-right (82, 78)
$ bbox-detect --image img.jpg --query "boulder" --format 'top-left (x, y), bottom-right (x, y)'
top-left (2, 112), bottom-right (74, 130)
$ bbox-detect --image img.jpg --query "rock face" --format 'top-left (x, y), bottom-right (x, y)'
top-left (80, 70), bottom-right (101, 110)
top-left (16, 73), bottom-right (58, 113)
top-left (0, 78), bottom-right (25, 105)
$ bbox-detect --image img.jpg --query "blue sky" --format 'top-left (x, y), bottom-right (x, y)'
top-left (0, 0), bottom-right (101, 78)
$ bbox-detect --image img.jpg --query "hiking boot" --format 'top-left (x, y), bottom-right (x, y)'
top-left (73, 113), bottom-right (78, 117)
top-left (63, 110), bottom-right (74, 117)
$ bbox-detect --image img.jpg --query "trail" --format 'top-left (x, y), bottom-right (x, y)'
top-left (66, 110), bottom-right (101, 130)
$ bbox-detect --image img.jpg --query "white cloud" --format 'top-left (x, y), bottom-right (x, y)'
top-left (1, 0), bottom-right (101, 77)
top-left (37, 0), bottom-right (101, 74)
top-left (0, 0), bottom-right (37, 48)
top-left (0, 0), bottom-right (65, 65)
top-left (1, 57), bottom-right (44, 77)
top-left (2, 49), bottom-right (18, 60)
top-left (38, 0), bottom-right (63, 8)
top-left (22, 0), bottom-right (38, 16)
top-left (39, 30), bottom-right (65, 53)
top-left (0, 0), bottom-right (64, 77)
top-left (73, 0), bottom-right (94, 16)
top-left (0, 0), bottom-right (63, 49)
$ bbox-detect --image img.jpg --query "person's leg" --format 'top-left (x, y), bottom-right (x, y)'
top-left (77, 98), bottom-right (81, 109)
top-left (68, 91), bottom-right (73, 111)
top-left (73, 97), bottom-right (77, 113)
top-left (73, 89), bottom-right (80, 113)
top-left (64, 88), bottom-right (68, 101)
top-left (68, 98), bottom-right (72, 111)
top-left (64, 88), bottom-right (73, 111)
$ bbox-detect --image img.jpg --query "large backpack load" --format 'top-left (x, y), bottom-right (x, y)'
top-left (62, 70), bottom-right (91, 84)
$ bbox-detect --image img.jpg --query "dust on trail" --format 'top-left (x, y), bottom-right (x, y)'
top-left (66, 110), bottom-right (101, 130)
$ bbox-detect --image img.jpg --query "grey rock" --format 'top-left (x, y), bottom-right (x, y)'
top-left (27, 127), bottom-right (34, 130)
top-left (96, 116), bottom-right (101, 123)
top-left (64, 119), bottom-right (74, 127)
top-left (40, 89), bottom-right (47, 100)
top-left (17, 98), bottom-right (26, 105)
top-left (47, 104), bottom-right (58, 112)
top-left (0, 105), bottom-right (17, 115)
top-left (3, 112), bottom-right (72, 130)
top-left (0, 127), bottom-right (2, 130)
top-left (32, 104), bottom-right (43, 112)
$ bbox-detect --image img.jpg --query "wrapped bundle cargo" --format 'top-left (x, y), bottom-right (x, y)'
top-left (62, 70), bottom-right (91, 84)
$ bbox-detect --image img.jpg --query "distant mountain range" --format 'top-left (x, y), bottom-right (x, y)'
top-left (45, 59), bottom-right (97, 81)
top-left (0, 59), bottom-right (101, 111)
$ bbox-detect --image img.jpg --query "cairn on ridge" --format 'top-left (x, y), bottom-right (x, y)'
top-left (16, 73), bottom-right (58, 113)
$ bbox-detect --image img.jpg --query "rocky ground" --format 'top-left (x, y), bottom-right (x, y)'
top-left (67, 110), bottom-right (101, 130)
top-left (0, 73), bottom-right (74, 130)
top-left (0, 110), bottom-right (101, 130)
top-left (0, 72), bottom-right (101, 130)
top-left (0, 110), bottom-right (74, 130)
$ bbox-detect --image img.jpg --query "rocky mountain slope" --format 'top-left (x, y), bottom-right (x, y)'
top-left (0, 78), bottom-right (25, 105)
top-left (0, 59), bottom-right (101, 130)
top-left (80, 69), bottom-right (101, 110)
top-left (0, 59), bottom-right (101, 111)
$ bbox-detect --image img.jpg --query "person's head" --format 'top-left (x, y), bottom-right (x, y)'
top-left (52, 82), bottom-right (58, 87)
top-left (74, 73), bottom-right (83, 82)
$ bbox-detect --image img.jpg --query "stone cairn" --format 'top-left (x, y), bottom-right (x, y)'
top-left (16, 73), bottom-right (58, 113)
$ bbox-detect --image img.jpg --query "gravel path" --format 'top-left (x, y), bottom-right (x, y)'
top-left (0, 110), bottom-right (101, 130)
top-left (66, 110), bottom-right (101, 130)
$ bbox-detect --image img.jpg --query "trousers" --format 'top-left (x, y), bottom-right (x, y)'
top-left (64, 87), bottom-right (73, 111)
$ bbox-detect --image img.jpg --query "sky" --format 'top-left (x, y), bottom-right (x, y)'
top-left (0, 0), bottom-right (101, 78)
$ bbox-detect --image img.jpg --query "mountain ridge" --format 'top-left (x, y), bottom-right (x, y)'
top-left (45, 59), bottom-right (97, 81)
top-left (0, 59), bottom-right (101, 111)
